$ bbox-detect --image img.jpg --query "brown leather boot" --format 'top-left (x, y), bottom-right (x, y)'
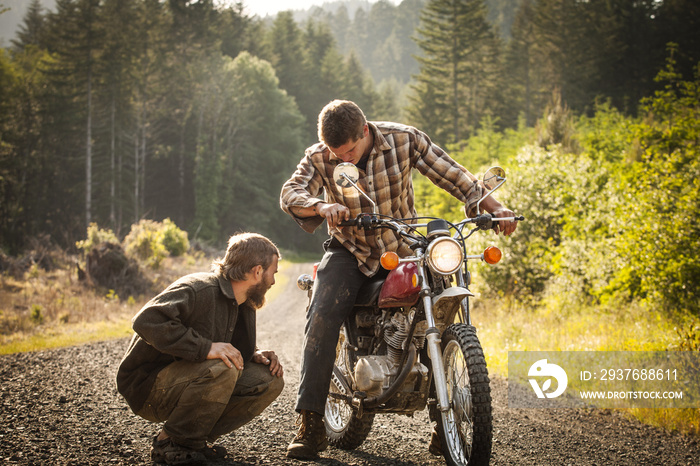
top-left (286, 409), bottom-right (328, 460)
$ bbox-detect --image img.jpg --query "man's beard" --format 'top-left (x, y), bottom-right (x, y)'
top-left (247, 277), bottom-right (271, 309)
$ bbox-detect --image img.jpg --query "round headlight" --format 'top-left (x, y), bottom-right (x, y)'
top-left (426, 237), bottom-right (463, 275)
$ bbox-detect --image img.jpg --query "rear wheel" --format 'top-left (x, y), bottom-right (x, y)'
top-left (324, 328), bottom-right (375, 449)
top-left (436, 323), bottom-right (492, 466)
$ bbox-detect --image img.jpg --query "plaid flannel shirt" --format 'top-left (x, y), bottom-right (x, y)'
top-left (280, 121), bottom-right (483, 276)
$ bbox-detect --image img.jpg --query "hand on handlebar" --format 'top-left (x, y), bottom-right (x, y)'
top-left (490, 207), bottom-right (519, 236)
top-left (317, 202), bottom-right (350, 228)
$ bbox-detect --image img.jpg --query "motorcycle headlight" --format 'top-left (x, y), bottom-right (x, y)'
top-left (426, 237), bottom-right (463, 275)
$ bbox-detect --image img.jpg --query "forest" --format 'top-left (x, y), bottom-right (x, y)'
top-left (0, 0), bottom-right (699, 321)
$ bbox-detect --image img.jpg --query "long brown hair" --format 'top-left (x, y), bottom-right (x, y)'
top-left (211, 232), bottom-right (280, 281)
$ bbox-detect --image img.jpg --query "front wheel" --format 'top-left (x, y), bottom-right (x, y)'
top-left (436, 323), bottom-right (492, 466)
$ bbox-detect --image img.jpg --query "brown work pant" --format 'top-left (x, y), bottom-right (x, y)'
top-left (136, 359), bottom-right (284, 449)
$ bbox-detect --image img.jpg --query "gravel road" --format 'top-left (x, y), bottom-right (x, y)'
top-left (0, 262), bottom-right (698, 465)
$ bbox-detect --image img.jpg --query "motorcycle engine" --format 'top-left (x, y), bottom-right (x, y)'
top-left (354, 311), bottom-right (428, 397)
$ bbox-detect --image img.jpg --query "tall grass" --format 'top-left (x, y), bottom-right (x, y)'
top-left (0, 253), bottom-right (212, 353)
top-left (0, 318), bottom-right (134, 355)
top-left (472, 295), bottom-right (700, 436)
top-left (0, 254), bottom-right (293, 355)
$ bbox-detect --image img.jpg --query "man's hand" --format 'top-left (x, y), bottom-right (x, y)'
top-left (253, 350), bottom-right (284, 377)
top-left (491, 207), bottom-right (518, 236)
top-left (207, 342), bottom-right (244, 370)
top-left (316, 202), bottom-right (350, 228)
top-left (479, 195), bottom-right (519, 236)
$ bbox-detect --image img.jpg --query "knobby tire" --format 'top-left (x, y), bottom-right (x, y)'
top-left (436, 323), bottom-right (492, 466)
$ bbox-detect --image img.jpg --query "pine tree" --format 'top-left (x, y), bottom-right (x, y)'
top-left (1, 3), bottom-right (52, 251)
top-left (504, 0), bottom-right (536, 127)
top-left (95, 0), bottom-right (140, 230)
top-left (303, 20), bottom-right (344, 124)
top-left (191, 52), bottom-right (305, 243)
top-left (42, 0), bottom-right (103, 233)
top-left (341, 52), bottom-right (378, 117)
top-left (264, 11), bottom-right (314, 139)
top-left (11, 0), bottom-right (47, 50)
top-left (409, 0), bottom-right (501, 145)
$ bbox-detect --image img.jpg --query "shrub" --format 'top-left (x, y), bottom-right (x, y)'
top-left (160, 218), bottom-right (190, 256)
top-left (123, 220), bottom-right (168, 269)
top-left (76, 223), bottom-right (119, 255)
top-left (30, 304), bottom-right (44, 325)
top-left (123, 219), bottom-right (190, 268)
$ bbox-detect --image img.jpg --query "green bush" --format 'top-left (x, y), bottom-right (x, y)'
top-left (76, 223), bottom-right (119, 255)
top-left (123, 220), bottom-right (168, 269)
top-left (123, 219), bottom-right (189, 269)
top-left (160, 218), bottom-right (190, 256)
top-left (609, 55), bottom-right (700, 315)
top-left (474, 145), bottom-right (567, 298)
top-left (30, 304), bottom-right (44, 325)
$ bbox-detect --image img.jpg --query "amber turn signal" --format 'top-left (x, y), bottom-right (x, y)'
top-left (411, 273), bottom-right (419, 288)
top-left (483, 246), bottom-right (502, 265)
top-left (381, 251), bottom-right (400, 270)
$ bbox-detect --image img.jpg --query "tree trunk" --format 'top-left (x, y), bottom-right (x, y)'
top-left (85, 56), bottom-right (93, 227)
top-left (109, 94), bottom-right (116, 226)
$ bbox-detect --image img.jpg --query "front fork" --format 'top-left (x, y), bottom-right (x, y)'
top-left (416, 261), bottom-right (452, 413)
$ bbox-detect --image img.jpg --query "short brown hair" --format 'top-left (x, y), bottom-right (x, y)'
top-left (212, 232), bottom-right (280, 281)
top-left (318, 100), bottom-right (366, 148)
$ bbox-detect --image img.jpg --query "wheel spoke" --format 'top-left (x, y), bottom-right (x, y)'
top-left (442, 339), bottom-right (474, 463)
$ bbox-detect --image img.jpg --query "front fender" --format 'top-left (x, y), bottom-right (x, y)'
top-left (432, 286), bottom-right (473, 324)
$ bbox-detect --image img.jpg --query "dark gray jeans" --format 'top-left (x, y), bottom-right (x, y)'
top-left (296, 240), bottom-right (384, 415)
top-left (137, 359), bottom-right (284, 449)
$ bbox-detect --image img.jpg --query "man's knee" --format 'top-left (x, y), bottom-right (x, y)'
top-left (201, 360), bottom-right (240, 404)
top-left (269, 373), bottom-right (284, 398)
top-left (235, 362), bottom-right (284, 398)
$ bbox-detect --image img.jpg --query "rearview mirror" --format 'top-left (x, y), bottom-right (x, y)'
top-left (332, 162), bottom-right (377, 214)
top-left (333, 162), bottom-right (359, 187)
top-left (483, 166), bottom-right (506, 191)
top-left (476, 166), bottom-right (506, 215)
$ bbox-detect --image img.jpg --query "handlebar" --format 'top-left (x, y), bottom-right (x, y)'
top-left (470, 213), bottom-right (525, 231)
top-left (339, 213), bottom-right (524, 231)
top-left (338, 215), bottom-right (383, 230)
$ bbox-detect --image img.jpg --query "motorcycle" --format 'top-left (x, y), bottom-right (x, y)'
top-left (296, 163), bottom-right (523, 466)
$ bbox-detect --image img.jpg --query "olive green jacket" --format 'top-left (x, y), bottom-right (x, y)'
top-left (116, 272), bottom-right (256, 413)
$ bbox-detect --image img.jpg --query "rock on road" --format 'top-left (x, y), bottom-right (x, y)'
top-left (0, 262), bottom-right (697, 465)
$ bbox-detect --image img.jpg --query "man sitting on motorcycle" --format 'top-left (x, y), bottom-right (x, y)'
top-left (280, 99), bottom-right (517, 460)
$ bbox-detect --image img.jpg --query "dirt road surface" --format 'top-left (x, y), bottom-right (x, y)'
top-left (0, 262), bottom-right (697, 465)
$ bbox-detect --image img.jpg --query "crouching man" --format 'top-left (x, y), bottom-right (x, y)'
top-left (117, 232), bottom-right (284, 465)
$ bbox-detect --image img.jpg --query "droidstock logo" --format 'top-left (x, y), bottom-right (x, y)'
top-left (528, 359), bottom-right (568, 399)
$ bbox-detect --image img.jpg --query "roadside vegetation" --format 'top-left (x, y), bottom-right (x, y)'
top-left (0, 213), bottom-right (296, 356)
top-left (0, 218), bottom-right (297, 356)
top-left (0, 220), bottom-right (206, 354)
top-left (414, 53), bottom-right (700, 436)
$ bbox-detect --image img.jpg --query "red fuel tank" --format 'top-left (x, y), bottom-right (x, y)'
top-left (378, 262), bottom-right (421, 308)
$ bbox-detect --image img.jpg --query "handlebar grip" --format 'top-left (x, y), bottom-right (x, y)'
top-left (491, 215), bottom-right (525, 229)
top-left (338, 215), bottom-right (380, 229)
